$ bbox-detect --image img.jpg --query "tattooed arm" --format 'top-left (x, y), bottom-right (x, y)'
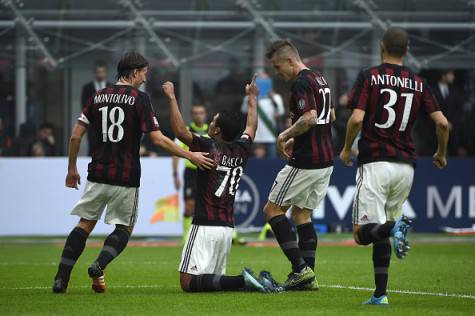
top-left (277, 109), bottom-right (318, 159)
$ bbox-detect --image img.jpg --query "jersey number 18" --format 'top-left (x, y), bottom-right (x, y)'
top-left (99, 106), bottom-right (125, 143)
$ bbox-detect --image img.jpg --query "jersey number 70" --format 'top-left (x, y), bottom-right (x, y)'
top-left (214, 165), bottom-right (243, 197)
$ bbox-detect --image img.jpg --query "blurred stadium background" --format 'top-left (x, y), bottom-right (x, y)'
top-left (0, 0), bottom-right (474, 236)
top-left (0, 1), bottom-right (474, 315)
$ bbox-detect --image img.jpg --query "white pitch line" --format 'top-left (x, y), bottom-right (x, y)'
top-left (319, 284), bottom-right (475, 300)
top-left (3, 283), bottom-right (474, 300)
top-left (8, 284), bottom-right (164, 290)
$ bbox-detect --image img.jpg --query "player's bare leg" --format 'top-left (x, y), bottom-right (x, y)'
top-left (263, 202), bottom-right (314, 290)
top-left (291, 207), bottom-right (319, 290)
top-left (53, 218), bottom-right (97, 293)
top-left (88, 224), bottom-right (133, 293)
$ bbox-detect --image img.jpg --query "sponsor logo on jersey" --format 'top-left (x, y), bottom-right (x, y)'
top-left (234, 174), bottom-right (260, 228)
top-left (297, 98), bottom-right (306, 110)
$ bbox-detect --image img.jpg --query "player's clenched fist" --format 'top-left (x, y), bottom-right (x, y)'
top-left (65, 168), bottom-right (81, 190)
top-left (162, 81), bottom-right (176, 99)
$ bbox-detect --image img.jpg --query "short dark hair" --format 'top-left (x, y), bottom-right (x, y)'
top-left (215, 111), bottom-right (242, 142)
top-left (116, 52), bottom-right (149, 80)
top-left (39, 122), bottom-right (54, 130)
top-left (95, 60), bottom-right (106, 69)
top-left (265, 39), bottom-right (300, 59)
top-left (382, 28), bottom-right (408, 58)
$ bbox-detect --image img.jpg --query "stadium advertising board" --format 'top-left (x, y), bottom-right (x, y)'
top-left (0, 157), bottom-right (473, 235)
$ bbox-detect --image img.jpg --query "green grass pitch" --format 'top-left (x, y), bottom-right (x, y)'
top-left (1, 235), bottom-right (474, 315)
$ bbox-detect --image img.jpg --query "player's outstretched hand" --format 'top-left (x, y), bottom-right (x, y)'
top-left (190, 152), bottom-right (215, 170)
top-left (245, 74), bottom-right (259, 97)
top-left (162, 81), bottom-right (176, 100)
top-left (277, 134), bottom-right (290, 160)
top-left (339, 149), bottom-right (353, 167)
top-left (65, 168), bottom-right (81, 190)
top-left (433, 153), bottom-right (447, 169)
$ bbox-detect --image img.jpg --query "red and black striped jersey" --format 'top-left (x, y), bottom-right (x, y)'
top-left (78, 84), bottom-right (160, 187)
top-left (288, 69), bottom-right (334, 169)
top-left (190, 133), bottom-right (252, 228)
top-left (347, 63), bottom-right (440, 166)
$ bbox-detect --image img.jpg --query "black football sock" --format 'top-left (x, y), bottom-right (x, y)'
top-left (373, 238), bottom-right (391, 298)
top-left (269, 215), bottom-right (306, 273)
top-left (297, 223), bottom-right (318, 271)
top-left (357, 222), bottom-right (395, 245)
top-left (95, 226), bottom-right (130, 270)
top-left (55, 227), bottom-right (89, 280)
top-left (189, 274), bottom-right (245, 292)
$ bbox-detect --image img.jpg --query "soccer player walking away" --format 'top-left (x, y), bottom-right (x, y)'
top-left (52, 52), bottom-right (214, 294)
top-left (339, 28), bottom-right (449, 305)
top-left (163, 76), bottom-right (278, 293)
top-left (263, 39), bottom-right (336, 290)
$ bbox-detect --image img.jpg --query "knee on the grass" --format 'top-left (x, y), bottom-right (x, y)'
top-left (180, 273), bottom-right (192, 292)
top-left (353, 226), bottom-right (363, 245)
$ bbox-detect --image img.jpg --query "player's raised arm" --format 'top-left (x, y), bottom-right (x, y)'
top-left (66, 123), bottom-right (87, 189)
top-left (162, 81), bottom-right (193, 146)
top-left (430, 111), bottom-right (449, 168)
top-left (243, 74), bottom-right (258, 140)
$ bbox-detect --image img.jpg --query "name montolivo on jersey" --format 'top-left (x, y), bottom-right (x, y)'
top-left (94, 94), bottom-right (136, 105)
top-left (371, 74), bottom-right (423, 92)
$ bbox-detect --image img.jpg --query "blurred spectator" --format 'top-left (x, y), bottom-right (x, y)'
top-left (81, 61), bottom-right (111, 156)
top-left (241, 72), bottom-right (284, 158)
top-left (432, 70), bottom-right (463, 155)
top-left (31, 141), bottom-right (46, 157)
top-left (36, 122), bottom-right (56, 156)
top-left (11, 122), bottom-right (36, 156)
top-left (415, 70), bottom-right (462, 156)
top-left (0, 117), bottom-right (13, 156)
top-left (332, 94), bottom-right (352, 153)
top-left (252, 143), bottom-right (267, 159)
top-left (214, 57), bottom-right (249, 114)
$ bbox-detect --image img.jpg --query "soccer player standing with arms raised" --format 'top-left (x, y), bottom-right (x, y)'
top-left (340, 28), bottom-right (449, 305)
top-left (52, 52), bottom-right (214, 294)
top-left (263, 39), bottom-right (335, 290)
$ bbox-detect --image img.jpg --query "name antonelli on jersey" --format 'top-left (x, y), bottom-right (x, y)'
top-left (371, 74), bottom-right (423, 93)
top-left (94, 93), bottom-right (136, 105)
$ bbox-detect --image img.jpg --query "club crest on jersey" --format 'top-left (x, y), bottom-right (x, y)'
top-left (297, 98), bottom-right (306, 110)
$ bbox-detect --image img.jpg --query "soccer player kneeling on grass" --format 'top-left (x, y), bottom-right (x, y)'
top-left (52, 52), bottom-right (214, 294)
top-left (340, 28), bottom-right (449, 305)
top-left (163, 76), bottom-right (279, 293)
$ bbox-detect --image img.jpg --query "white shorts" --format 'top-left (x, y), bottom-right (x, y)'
top-left (353, 161), bottom-right (414, 225)
top-left (178, 224), bottom-right (233, 275)
top-left (268, 165), bottom-right (333, 210)
top-left (70, 181), bottom-right (139, 226)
